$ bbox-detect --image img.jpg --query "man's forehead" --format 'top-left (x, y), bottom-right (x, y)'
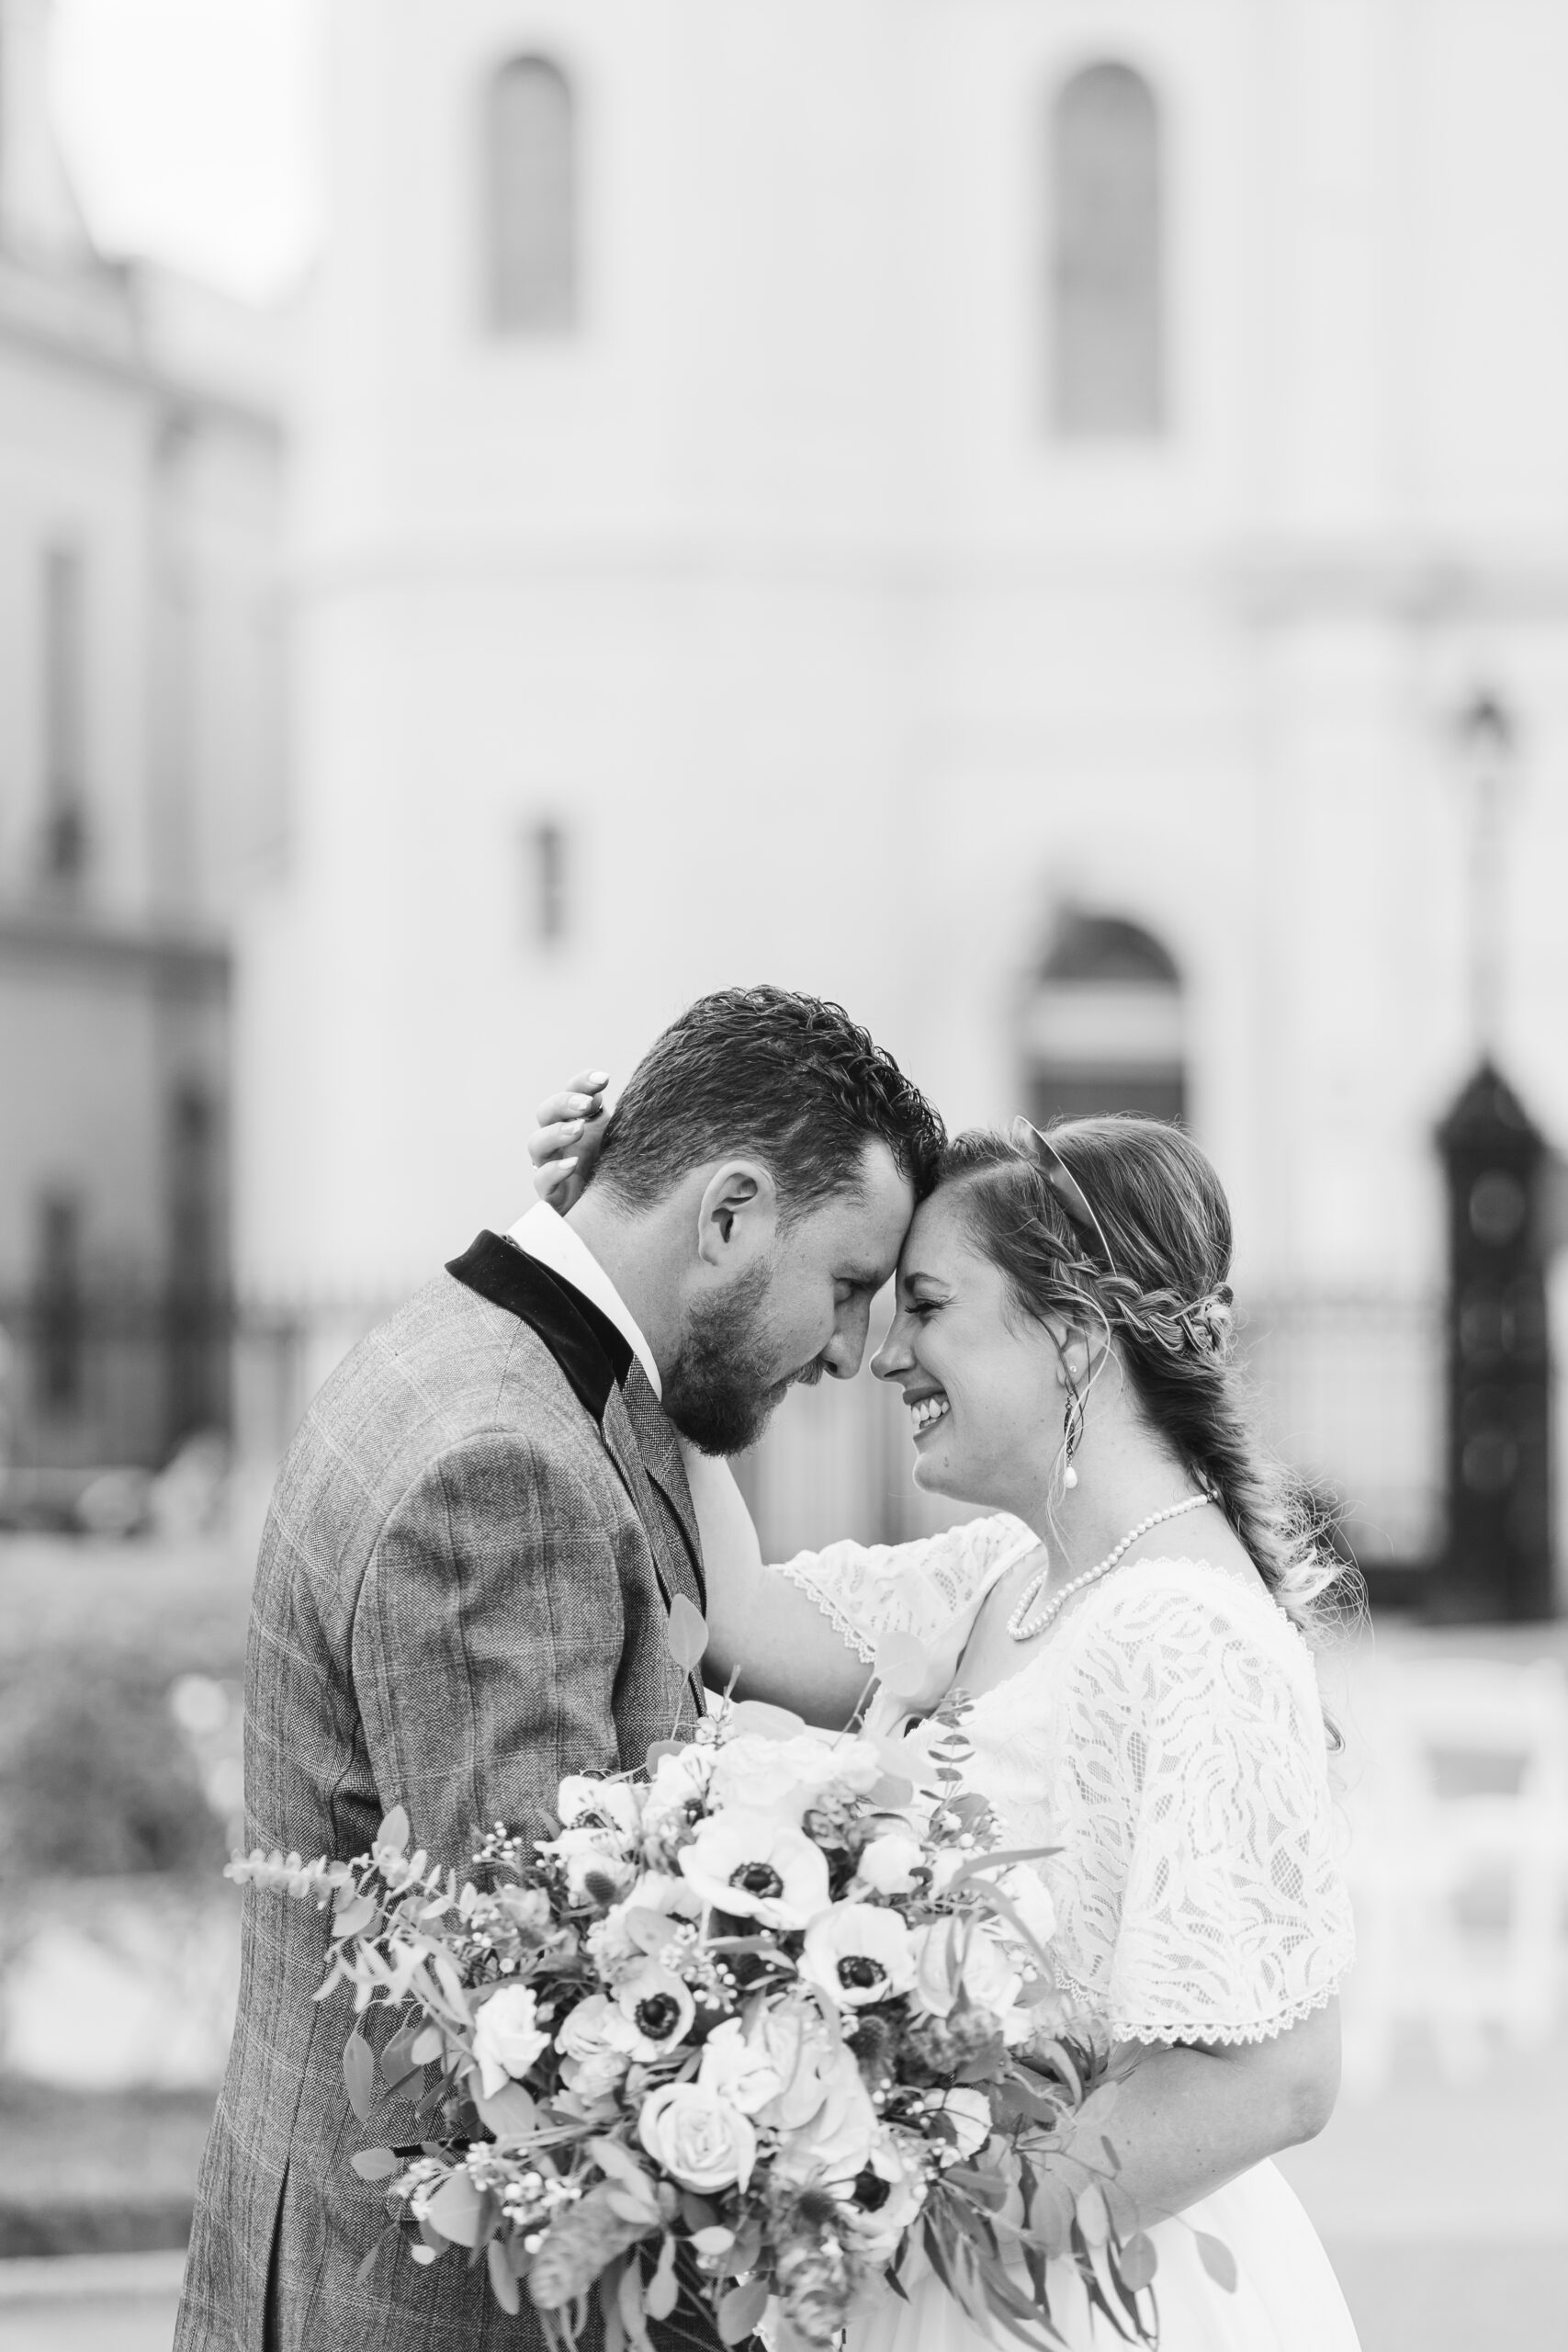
top-left (822, 1143), bottom-right (917, 1267)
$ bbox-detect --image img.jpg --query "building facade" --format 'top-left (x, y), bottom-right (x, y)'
top-left (241, 0), bottom-right (1568, 1571)
top-left (0, 0), bottom-right (286, 1490)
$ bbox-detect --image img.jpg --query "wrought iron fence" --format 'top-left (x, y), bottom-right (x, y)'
top-left (0, 1283), bottom-right (1447, 1571)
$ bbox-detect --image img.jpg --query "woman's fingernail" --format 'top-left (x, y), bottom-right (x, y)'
top-left (558, 1155), bottom-right (578, 1172)
top-left (566, 1094), bottom-right (589, 1112)
top-left (586, 1070), bottom-right (608, 1086)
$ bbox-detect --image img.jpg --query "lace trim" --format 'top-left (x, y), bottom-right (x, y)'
top-left (772, 1556), bottom-right (878, 1664)
top-left (1109, 1973), bottom-right (1348, 2049)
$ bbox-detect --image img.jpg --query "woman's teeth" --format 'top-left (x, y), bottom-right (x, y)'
top-left (909, 1395), bottom-right (950, 1435)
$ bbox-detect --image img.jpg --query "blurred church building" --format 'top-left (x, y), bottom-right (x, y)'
top-left (0, 0), bottom-right (285, 1493)
top-left (11, 2), bottom-right (1568, 1591)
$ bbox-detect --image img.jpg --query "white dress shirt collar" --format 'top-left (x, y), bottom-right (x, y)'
top-left (507, 1201), bottom-right (662, 1399)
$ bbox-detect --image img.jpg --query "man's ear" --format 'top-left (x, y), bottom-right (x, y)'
top-left (695, 1160), bottom-right (778, 1268)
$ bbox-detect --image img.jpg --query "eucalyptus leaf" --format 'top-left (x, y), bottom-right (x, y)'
top-left (377, 1805), bottom-right (411, 1856)
top-left (487, 2236), bottom-right (521, 2313)
top-left (643, 2236), bottom-right (680, 2321)
top-left (664, 1594), bottom-right (709, 1670)
top-left (333, 1894), bottom-right (378, 1940)
top-left (426, 2172), bottom-right (485, 2249)
top-left (350, 2146), bottom-right (401, 2181)
top-left (475, 2080), bottom-right (538, 2140)
top-left (1118, 2232), bottom-right (1157, 2291)
top-left (343, 2029), bottom-right (376, 2121)
top-left (1196, 2232), bottom-right (1237, 2292)
top-left (1075, 2185), bottom-right (1111, 2249)
top-left (618, 2252), bottom-right (654, 2352)
top-left (717, 2277), bottom-right (769, 2344)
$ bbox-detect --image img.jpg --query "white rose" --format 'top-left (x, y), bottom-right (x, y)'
top-left (643, 1743), bottom-right (716, 1824)
top-left (589, 1871), bottom-right (701, 1964)
top-left (556, 1992), bottom-right (618, 2064)
top-left (773, 2043), bottom-right (878, 2190)
top-left (710, 1732), bottom-right (882, 1821)
top-left (696, 2018), bottom-right (784, 2117)
top-left (638, 2082), bottom-right (757, 2193)
top-left (564, 2046), bottom-right (628, 2103)
top-left (472, 1984), bottom-right (549, 2098)
top-left (911, 1918), bottom-right (1021, 2020)
top-left (557, 1993), bottom-right (632, 2101)
top-left (854, 1833), bottom-right (924, 1897)
top-left (747, 1997), bottom-right (841, 2132)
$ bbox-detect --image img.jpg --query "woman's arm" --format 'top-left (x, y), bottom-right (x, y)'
top-left (1075, 2001), bottom-right (1340, 2221)
top-left (679, 1445), bottom-right (878, 1726)
top-left (525, 1075), bottom-right (923, 1729)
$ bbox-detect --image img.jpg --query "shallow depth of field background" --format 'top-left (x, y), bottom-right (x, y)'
top-left (2, 5), bottom-right (1567, 2347)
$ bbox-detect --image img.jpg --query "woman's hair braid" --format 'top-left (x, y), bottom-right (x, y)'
top-left (938, 1119), bottom-right (1351, 1643)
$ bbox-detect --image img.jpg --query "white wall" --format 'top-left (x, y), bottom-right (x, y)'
top-left (242, 0), bottom-right (1568, 1366)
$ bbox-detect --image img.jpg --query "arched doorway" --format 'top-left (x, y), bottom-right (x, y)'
top-left (1022, 910), bottom-right (1185, 1125)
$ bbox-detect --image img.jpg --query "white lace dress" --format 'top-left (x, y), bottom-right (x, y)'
top-left (773, 1517), bottom-right (1361, 2352)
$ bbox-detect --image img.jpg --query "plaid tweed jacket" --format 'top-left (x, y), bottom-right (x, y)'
top-left (176, 1234), bottom-right (709, 2352)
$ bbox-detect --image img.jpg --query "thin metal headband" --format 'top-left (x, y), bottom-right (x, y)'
top-left (1010, 1116), bottom-right (1119, 1273)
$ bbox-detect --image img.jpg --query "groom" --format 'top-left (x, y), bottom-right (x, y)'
top-left (178, 985), bottom-right (942, 2352)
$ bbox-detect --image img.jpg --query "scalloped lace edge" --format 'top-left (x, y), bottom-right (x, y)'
top-left (773, 1557), bottom-right (878, 1664)
top-left (1105, 1974), bottom-right (1348, 2049)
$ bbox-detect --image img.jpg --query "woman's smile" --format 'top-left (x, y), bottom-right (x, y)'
top-left (908, 1391), bottom-right (950, 1440)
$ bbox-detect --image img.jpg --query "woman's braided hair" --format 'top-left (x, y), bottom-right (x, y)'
top-left (939, 1117), bottom-right (1350, 1644)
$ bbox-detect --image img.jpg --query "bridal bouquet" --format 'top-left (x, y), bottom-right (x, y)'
top-left (230, 1608), bottom-right (1160, 2350)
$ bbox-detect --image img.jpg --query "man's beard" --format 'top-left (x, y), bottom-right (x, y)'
top-left (662, 1263), bottom-right (822, 1457)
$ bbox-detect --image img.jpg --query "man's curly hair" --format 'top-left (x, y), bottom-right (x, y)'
top-left (591, 986), bottom-right (944, 1218)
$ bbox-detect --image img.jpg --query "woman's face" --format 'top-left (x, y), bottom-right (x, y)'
top-left (871, 1185), bottom-right (1064, 1510)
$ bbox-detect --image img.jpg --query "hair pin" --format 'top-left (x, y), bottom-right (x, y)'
top-left (1010, 1116), bottom-right (1119, 1272)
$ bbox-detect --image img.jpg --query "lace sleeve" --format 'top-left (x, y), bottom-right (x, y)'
top-left (768, 1515), bottom-right (1038, 1673)
top-left (1061, 1565), bottom-right (1355, 2047)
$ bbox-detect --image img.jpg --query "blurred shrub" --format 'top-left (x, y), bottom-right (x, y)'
top-left (0, 1649), bottom-right (225, 1881)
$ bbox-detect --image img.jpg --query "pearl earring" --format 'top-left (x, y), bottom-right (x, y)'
top-left (1063, 1464), bottom-right (1078, 1490)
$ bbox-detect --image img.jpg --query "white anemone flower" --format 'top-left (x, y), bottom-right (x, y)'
top-left (799, 1903), bottom-right (917, 2008)
top-left (556, 1774), bottom-right (645, 1844)
top-left (611, 1962), bottom-right (696, 2061)
top-left (677, 1810), bottom-right (830, 1929)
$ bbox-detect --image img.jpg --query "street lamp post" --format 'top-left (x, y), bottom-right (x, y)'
top-left (1430, 690), bottom-right (1555, 1622)
top-left (1459, 688), bottom-right (1513, 1056)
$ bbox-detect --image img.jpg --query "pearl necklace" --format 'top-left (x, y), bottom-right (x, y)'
top-left (1007, 1494), bottom-right (1209, 1642)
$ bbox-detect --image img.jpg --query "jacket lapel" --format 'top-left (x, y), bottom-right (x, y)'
top-left (601, 1385), bottom-right (706, 1722)
top-left (447, 1229), bottom-right (708, 1719)
top-left (618, 1363), bottom-right (705, 1606)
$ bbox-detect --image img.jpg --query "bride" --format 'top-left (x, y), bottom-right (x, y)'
top-left (529, 1086), bottom-right (1361, 2351)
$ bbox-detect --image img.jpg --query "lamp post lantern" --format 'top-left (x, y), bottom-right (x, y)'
top-left (1430, 689), bottom-right (1555, 1621)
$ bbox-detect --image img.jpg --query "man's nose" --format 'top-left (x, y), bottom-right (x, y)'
top-left (823, 1295), bottom-right (872, 1379)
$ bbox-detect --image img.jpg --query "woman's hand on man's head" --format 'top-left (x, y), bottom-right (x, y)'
top-left (528, 1069), bottom-right (609, 1211)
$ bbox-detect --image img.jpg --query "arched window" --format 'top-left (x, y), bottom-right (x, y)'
top-left (1023, 910), bottom-right (1185, 1124)
top-left (1049, 62), bottom-right (1164, 437)
top-left (488, 56), bottom-right (576, 334)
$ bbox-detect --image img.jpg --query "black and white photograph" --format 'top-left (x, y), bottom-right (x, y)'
top-left (2, 6), bottom-right (1565, 2351)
